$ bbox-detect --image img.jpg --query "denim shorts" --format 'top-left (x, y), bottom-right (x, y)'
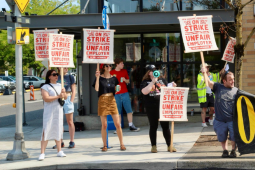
top-left (115, 92), bottom-right (133, 115)
top-left (63, 95), bottom-right (74, 114)
top-left (213, 119), bottom-right (235, 142)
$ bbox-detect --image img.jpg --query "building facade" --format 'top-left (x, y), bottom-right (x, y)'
top-left (79, 0), bottom-right (236, 115)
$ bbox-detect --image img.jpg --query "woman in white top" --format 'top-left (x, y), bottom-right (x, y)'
top-left (38, 70), bottom-right (68, 161)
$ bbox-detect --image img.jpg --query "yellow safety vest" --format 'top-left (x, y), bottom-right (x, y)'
top-left (197, 72), bottom-right (220, 103)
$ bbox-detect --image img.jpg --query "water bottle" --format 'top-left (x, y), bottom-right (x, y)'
top-left (191, 109), bottom-right (194, 116)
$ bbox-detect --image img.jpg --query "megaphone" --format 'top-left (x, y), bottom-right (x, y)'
top-left (153, 70), bottom-right (160, 78)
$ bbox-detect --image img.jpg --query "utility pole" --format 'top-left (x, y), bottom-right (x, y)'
top-left (5, 0), bottom-right (30, 160)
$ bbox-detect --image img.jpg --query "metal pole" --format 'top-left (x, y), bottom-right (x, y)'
top-left (22, 67), bottom-right (27, 126)
top-left (76, 41), bottom-right (80, 115)
top-left (6, 4), bottom-right (29, 161)
top-left (46, 0), bottom-right (69, 15)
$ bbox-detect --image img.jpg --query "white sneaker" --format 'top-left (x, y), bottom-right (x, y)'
top-left (57, 151), bottom-right (66, 157)
top-left (38, 154), bottom-right (45, 161)
top-left (202, 123), bottom-right (208, 127)
top-left (113, 131), bottom-right (117, 134)
top-left (209, 119), bottom-right (214, 126)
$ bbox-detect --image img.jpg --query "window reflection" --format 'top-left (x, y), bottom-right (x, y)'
top-left (143, 0), bottom-right (179, 11)
top-left (182, 0), bottom-right (221, 11)
top-left (104, 0), bottom-right (140, 13)
top-left (114, 34), bottom-right (141, 63)
top-left (143, 33), bottom-right (180, 63)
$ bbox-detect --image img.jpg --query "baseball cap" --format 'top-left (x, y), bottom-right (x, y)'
top-left (146, 65), bottom-right (156, 71)
top-left (200, 63), bottom-right (211, 69)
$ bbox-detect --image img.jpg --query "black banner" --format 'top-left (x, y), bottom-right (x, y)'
top-left (233, 90), bottom-right (255, 155)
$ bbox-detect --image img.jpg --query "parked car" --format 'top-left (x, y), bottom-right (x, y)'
top-left (0, 78), bottom-right (6, 93)
top-left (0, 76), bottom-right (16, 91)
top-left (0, 76), bottom-right (31, 89)
top-left (23, 76), bottom-right (45, 88)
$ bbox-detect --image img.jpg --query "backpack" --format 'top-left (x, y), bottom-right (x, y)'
top-left (74, 122), bottom-right (85, 131)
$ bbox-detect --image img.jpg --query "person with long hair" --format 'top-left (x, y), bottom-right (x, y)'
top-left (38, 70), bottom-right (67, 161)
top-left (140, 65), bottom-right (177, 153)
top-left (51, 67), bottom-right (76, 149)
top-left (92, 64), bottom-right (126, 152)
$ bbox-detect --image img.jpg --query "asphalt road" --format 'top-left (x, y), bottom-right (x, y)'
top-left (0, 90), bottom-right (78, 127)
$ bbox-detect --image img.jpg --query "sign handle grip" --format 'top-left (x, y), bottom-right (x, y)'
top-left (200, 51), bottom-right (209, 87)
top-left (170, 121), bottom-right (174, 152)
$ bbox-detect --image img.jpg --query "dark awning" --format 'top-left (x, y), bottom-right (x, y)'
top-left (0, 9), bottom-right (234, 39)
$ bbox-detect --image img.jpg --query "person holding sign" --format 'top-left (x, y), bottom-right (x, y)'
top-left (140, 65), bottom-right (177, 153)
top-left (92, 64), bottom-right (126, 152)
top-left (201, 67), bottom-right (238, 158)
top-left (51, 67), bottom-right (76, 149)
top-left (197, 63), bottom-right (223, 127)
top-left (39, 70), bottom-right (67, 161)
top-left (110, 58), bottom-right (140, 133)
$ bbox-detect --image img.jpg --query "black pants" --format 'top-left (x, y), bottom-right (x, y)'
top-left (146, 107), bottom-right (171, 146)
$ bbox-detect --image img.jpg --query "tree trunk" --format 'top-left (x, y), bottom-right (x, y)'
top-left (235, 3), bottom-right (243, 89)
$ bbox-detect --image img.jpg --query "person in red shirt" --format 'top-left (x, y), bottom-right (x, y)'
top-left (110, 58), bottom-right (140, 132)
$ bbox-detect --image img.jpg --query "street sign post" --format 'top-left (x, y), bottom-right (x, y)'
top-left (6, 1), bottom-right (30, 161)
top-left (16, 27), bottom-right (30, 44)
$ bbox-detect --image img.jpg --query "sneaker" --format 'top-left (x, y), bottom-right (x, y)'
top-left (57, 151), bottom-right (66, 157)
top-left (202, 123), bottom-right (208, 127)
top-left (53, 142), bottom-right (64, 149)
top-left (167, 145), bottom-right (177, 152)
top-left (113, 131), bottom-right (117, 134)
top-left (229, 149), bottom-right (237, 158)
top-left (68, 141), bottom-right (75, 148)
top-left (222, 150), bottom-right (229, 158)
top-left (209, 119), bottom-right (214, 126)
top-left (38, 154), bottom-right (45, 161)
top-left (129, 124), bottom-right (140, 132)
top-left (151, 145), bottom-right (157, 153)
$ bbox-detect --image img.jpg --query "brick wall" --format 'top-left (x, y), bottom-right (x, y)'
top-left (242, 0), bottom-right (255, 94)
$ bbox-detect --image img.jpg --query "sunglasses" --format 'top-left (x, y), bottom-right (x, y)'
top-left (51, 73), bottom-right (59, 76)
top-left (105, 64), bottom-right (112, 68)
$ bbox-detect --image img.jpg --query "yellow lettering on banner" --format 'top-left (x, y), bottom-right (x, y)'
top-left (237, 96), bottom-right (255, 144)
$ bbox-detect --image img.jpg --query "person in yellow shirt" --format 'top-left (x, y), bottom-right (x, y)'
top-left (197, 63), bottom-right (223, 127)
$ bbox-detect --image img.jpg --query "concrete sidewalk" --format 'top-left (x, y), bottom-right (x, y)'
top-left (1, 119), bottom-right (255, 170)
top-left (0, 121), bottom-right (202, 170)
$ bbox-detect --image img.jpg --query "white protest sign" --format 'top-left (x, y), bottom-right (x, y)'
top-left (83, 29), bottom-right (114, 63)
top-left (48, 34), bottom-right (74, 68)
top-left (159, 87), bottom-right (189, 121)
top-left (222, 37), bottom-right (236, 63)
top-left (178, 15), bottom-right (218, 53)
top-left (34, 29), bottom-right (58, 61)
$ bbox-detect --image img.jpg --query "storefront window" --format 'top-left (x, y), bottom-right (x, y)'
top-left (182, 0), bottom-right (221, 11)
top-left (114, 34), bottom-right (141, 63)
top-left (143, 0), bottom-right (179, 11)
top-left (183, 33), bottom-right (221, 62)
top-left (104, 0), bottom-right (140, 13)
top-left (143, 33), bottom-right (180, 63)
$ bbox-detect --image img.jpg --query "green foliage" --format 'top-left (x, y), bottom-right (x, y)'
top-left (25, 0), bottom-right (80, 15)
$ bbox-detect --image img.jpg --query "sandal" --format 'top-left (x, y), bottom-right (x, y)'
top-left (102, 146), bottom-right (107, 152)
top-left (120, 145), bottom-right (126, 151)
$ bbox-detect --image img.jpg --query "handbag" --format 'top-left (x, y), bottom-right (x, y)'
top-left (48, 84), bottom-right (65, 106)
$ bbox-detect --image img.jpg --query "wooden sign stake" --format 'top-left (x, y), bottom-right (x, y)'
top-left (170, 121), bottom-right (174, 152)
top-left (59, 32), bottom-right (64, 99)
top-left (200, 51), bottom-right (209, 87)
top-left (45, 28), bottom-right (51, 70)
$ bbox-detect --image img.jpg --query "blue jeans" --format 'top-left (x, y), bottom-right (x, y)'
top-left (114, 92), bottom-right (133, 115)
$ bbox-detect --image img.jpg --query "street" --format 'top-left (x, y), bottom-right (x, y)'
top-left (0, 90), bottom-right (78, 127)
